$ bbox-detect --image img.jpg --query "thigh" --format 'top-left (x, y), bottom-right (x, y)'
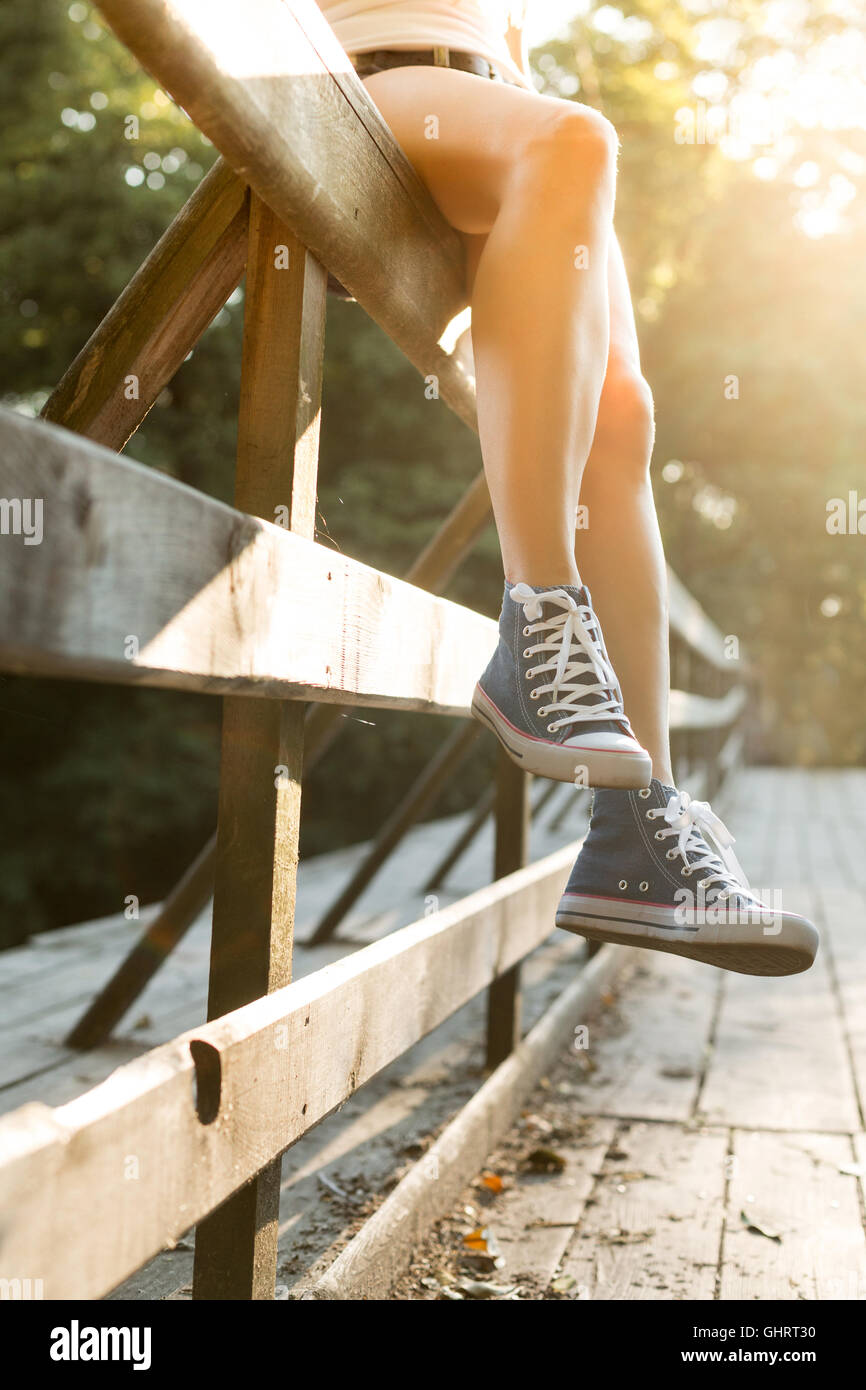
top-left (460, 223), bottom-right (642, 361)
top-left (361, 65), bottom-right (567, 236)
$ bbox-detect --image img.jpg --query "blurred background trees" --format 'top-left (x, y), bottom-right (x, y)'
top-left (1, 0), bottom-right (864, 944)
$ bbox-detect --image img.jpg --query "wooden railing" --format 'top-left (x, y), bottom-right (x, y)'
top-left (0, 0), bottom-right (748, 1300)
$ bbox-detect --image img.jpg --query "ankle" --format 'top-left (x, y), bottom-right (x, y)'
top-left (505, 570), bottom-right (581, 590)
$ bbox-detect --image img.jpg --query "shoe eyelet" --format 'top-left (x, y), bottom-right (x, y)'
top-left (639, 881), bottom-right (649, 892)
top-left (698, 879), bottom-right (710, 890)
top-left (654, 830), bottom-right (665, 841)
top-left (638, 788), bottom-right (651, 799)
top-left (523, 650), bottom-right (532, 659)
top-left (681, 866), bottom-right (693, 877)
top-left (666, 849), bottom-right (677, 860)
top-left (547, 724), bottom-right (557, 733)
top-left (618, 880), bottom-right (628, 891)
top-left (530, 689), bottom-right (540, 699)
top-left (523, 626), bottom-right (531, 636)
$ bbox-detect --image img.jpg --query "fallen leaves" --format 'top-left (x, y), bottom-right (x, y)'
top-left (462, 1226), bottom-right (505, 1273)
top-left (479, 1171), bottom-right (504, 1194)
top-left (522, 1147), bottom-right (567, 1174)
top-left (449, 1279), bottom-right (520, 1301)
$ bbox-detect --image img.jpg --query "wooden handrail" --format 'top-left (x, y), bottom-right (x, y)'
top-left (0, 410), bottom-right (496, 712)
top-left (94, 0), bottom-right (478, 428)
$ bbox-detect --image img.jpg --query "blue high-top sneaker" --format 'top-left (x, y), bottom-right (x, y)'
top-left (472, 581), bottom-right (652, 788)
top-left (555, 778), bottom-right (819, 976)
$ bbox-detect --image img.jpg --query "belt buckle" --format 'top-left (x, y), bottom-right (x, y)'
top-left (432, 46), bottom-right (450, 67)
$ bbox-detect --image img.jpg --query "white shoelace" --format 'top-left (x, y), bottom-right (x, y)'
top-left (510, 583), bottom-right (630, 733)
top-left (646, 790), bottom-right (754, 900)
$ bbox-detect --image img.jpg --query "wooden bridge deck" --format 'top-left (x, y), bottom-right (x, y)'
top-left (394, 766), bottom-right (866, 1301)
top-left (2, 766), bottom-right (863, 1299)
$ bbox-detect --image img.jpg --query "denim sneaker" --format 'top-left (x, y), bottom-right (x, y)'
top-left (471, 581), bottom-right (652, 788)
top-left (555, 778), bottom-right (819, 976)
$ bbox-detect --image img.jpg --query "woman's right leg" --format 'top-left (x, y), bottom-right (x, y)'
top-left (361, 66), bottom-right (619, 587)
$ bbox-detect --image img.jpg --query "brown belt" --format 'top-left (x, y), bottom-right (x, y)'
top-left (350, 45), bottom-right (514, 84)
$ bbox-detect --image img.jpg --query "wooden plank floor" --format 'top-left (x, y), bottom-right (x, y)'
top-left (393, 769), bottom-right (866, 1301)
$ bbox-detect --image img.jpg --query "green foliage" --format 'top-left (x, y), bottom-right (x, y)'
top-left (1, 0), bottom-right (864, 944)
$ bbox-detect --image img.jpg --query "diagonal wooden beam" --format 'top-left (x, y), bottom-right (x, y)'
top-left (42, 159), bottom-right (249, 450)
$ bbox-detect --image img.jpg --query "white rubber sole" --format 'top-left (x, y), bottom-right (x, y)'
top-left (471, 686), bottom-right (652, 789)
top-left (556, 892), bottom-right (819, 977)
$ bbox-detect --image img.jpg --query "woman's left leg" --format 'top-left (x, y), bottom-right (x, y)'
top-left (463, 229), bottom-right (673, 783)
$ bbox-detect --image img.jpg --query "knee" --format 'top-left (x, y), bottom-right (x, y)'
top-left (592, 368), bottom-right (656, 474)
top-left (512, 104), bottom-right (619, 200)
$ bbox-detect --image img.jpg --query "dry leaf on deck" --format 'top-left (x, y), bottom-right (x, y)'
top-left (740, 1210), bottom-right (783, 1242)
top-left (480, 1172), bottom-right (504, 1194)
top-left (524, 1147), bottom-right (567, 1174)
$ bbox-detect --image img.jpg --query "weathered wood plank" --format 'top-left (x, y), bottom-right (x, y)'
top-left (488, 1122), bottom-right (617, 1290)
top-left (817, 887), bottom-right (866, 1121)
top-left (42, 160), bottom-right (248, 449)
top-left (569, 951), bottom-right (721, 1124)
top-left (700, 889), bottom-right (860, 1132)
top-left (0, 841), bottom-right (578, 1299)
top-left (94, 0), bottom-right (478, 427)
top-left (720, 1130), bottom-right (866, 1300)
top-left (0, 409), bottom-right (497, 710)
top-left (559, 1122), bottom-right (728, 1299)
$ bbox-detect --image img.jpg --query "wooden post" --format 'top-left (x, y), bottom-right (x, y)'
top-left (485, 751), bottom-right (530, 1069)
top-left (192, 195), bottom-right (326, 1300)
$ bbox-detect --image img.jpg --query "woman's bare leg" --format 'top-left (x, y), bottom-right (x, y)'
top-left (362, 66), bottom-right (618, 586)
top-left (466, 228), bottom-right (672, 781)
top-left (576, 236), bottom-right (673, 783)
